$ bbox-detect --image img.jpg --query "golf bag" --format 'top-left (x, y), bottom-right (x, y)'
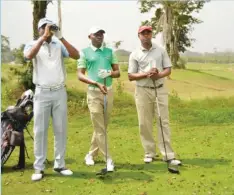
top-left (1, 90), bottom-right (34, 169)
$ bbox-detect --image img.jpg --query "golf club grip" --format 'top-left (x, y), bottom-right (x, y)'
top-left (104, 78), bottom-right (106, 86)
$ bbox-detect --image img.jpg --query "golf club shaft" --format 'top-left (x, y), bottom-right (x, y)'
top-left (103, 78), bottom-right (108, 169)
top-left (152, 80), bottom-right (169, 164)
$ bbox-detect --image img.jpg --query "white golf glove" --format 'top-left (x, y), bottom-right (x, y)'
top-left (23, 89), bottom-right (34, 99)
top-left (98, 69), bottom-right (112, 79)
top-left (54, 29), bottom-right (63, 40)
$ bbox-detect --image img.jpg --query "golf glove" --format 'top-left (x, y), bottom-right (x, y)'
top-left (98, 69), bottom-right (112, 79)
top-left (54, 29), bottom-right (63, 40)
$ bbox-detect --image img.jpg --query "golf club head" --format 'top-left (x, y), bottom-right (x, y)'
top-left (168, 164), bottom-right (180, 174)
top-left (96, 168), bottom-right (108, 176)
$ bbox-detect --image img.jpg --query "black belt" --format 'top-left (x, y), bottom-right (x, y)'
top-left (138, 84), bottom-right (163, 89)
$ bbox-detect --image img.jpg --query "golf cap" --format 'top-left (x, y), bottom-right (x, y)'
top-left (89, 26), bottom-right (105, 35)
top-left (38, 18), bottom-right (55, 29)
top-left (138, 26), bottom-right (152, 33)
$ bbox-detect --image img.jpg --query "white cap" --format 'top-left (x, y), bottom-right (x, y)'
top-left (89, 26), bottom-right (105, 35)
top-left (38, 18), bottom-right (55, 29)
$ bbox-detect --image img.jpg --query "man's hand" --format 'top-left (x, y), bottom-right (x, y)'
top-left (98, 69), bottom-right (112, 79)
top-left (42, 24), bottom-right (53, 40)
top-left (147, 68), bottom-right (160, 80)
top-left (96, 82), bottom-right (107, 94)
top-left (54, 29), bottom-right (63, 40)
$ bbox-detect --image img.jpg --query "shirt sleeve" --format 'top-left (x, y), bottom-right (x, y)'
top-left (111, 52), bottom-right (118, 64)
top-left (128, 52), bottom-right (138, 73)
top-left (77, 51), bottom-right (87, 69)
top-left (162, 48), bottom-right (172, 68)
top-left (61, 43), bottom-right (69, 58)
top-left (23, 41), bottom-right (34, 57)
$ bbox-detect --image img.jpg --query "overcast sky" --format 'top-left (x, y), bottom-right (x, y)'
top-left (1, 0), bottom-right (234, 53)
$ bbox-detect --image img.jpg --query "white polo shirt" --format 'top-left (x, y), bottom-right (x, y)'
top-left (128, 43), bottom-right (172, 87)
top-left (24, 37), bottom-right (69, 87)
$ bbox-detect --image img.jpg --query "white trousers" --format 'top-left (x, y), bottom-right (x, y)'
top-left (33, 86), bottom-right (67, 170)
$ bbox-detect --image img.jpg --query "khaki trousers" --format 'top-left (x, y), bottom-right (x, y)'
top-left (135, 85), bottom-right (175, 160)
top-left (87, 89), bottom-right (113, 159)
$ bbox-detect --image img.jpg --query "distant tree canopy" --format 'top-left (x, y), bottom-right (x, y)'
top-left (12, 44), bottom-right (26, 65)
top-left (1, 35), bottom-right (14, 63)
top-left (140, 0), bottom-right (207, 69)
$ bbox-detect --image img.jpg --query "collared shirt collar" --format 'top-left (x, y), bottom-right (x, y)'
top-left (42, 37), bottom-right (57, 45)
top-left (140, 43), bottom-right (157, 51)
top-left (90, 43), bottom-right (104, 51)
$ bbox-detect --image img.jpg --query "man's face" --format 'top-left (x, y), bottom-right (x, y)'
top-left (138, 30), bottom-right (152, 44)
top-left (38, 24), bottom-right (53, 38)
top-left (38, 24), bottom-right (47, 36)
top-left (89, 31), bottom-right (104, 45)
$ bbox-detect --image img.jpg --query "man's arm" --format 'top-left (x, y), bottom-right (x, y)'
top-left (77, 51), bottom-right (106, 94)
top-left (110, 52), bottom-right (120, 78)
top-left (77, 68), bottom-right (107, 94)
top-left (24, 38), bottom-right (44, 60)
top-left (77, 68), bottom-right (97, 86)
top-left (110, 64), bottom-right (120, 78)
top-left (24, 24), bottom-right (52, 60)
top-left (60, 38), bottom-right (79, 60)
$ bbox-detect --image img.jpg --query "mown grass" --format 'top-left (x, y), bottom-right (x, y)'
top-left (1, 62), bottom-right (234, 195)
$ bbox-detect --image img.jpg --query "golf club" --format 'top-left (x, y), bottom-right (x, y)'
top-left (96, 78), bottom-right (109, 176)
top-left (152, 79), bottom-right (180, 174)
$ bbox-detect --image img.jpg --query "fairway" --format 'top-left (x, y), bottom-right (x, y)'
top-left (1, 62), bottom-right (234, 195)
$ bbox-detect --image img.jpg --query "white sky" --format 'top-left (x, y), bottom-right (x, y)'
top-left (1, 0), bottom-right (234, 53)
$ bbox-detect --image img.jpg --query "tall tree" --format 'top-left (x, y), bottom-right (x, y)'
top-left (140, 0), bottom-right (207, 69)
top-left (21, 1), bottom-right (51, 90)
top-left (32, 1), bottom-right (50, 40)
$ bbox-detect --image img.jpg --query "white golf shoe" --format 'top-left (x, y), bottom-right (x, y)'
top-left (54, 168), bottom-right (73, 176)
top-left (85, 154), bottom-right (95, 166)
top-left (144, 156), bottom-right (153, 163)
top-left (168, 159), bottom-right (182, 166)
top-left (144, 154), bottom-right (158, 163)
top-left (31, 170), bottom-right (44, 181)
top-left (107, 159), bottom-right (115, 172)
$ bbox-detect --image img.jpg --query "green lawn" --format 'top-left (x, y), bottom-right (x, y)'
top-left (1, 62), bottom-right (234, 195)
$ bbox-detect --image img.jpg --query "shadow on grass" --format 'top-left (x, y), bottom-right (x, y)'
top-left (2, 162), bottom-right (34, 174)
top-left (181, 158), bottom-right (231, 168)
top-left (1, 159), bottom-right (54, 174)
top-left (43, 170), bottom-right (154, 184)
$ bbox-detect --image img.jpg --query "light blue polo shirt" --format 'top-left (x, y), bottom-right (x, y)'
top-left (24, 37), bottom-right (69, 86)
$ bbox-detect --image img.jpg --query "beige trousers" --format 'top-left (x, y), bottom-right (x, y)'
top-left (87, 89), bottom-right (113, 159)
top-left (135, 85), bottom-right (175, 160)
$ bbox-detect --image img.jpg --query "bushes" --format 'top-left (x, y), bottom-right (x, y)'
top-left (65, 58), bottom-right (77, 73)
